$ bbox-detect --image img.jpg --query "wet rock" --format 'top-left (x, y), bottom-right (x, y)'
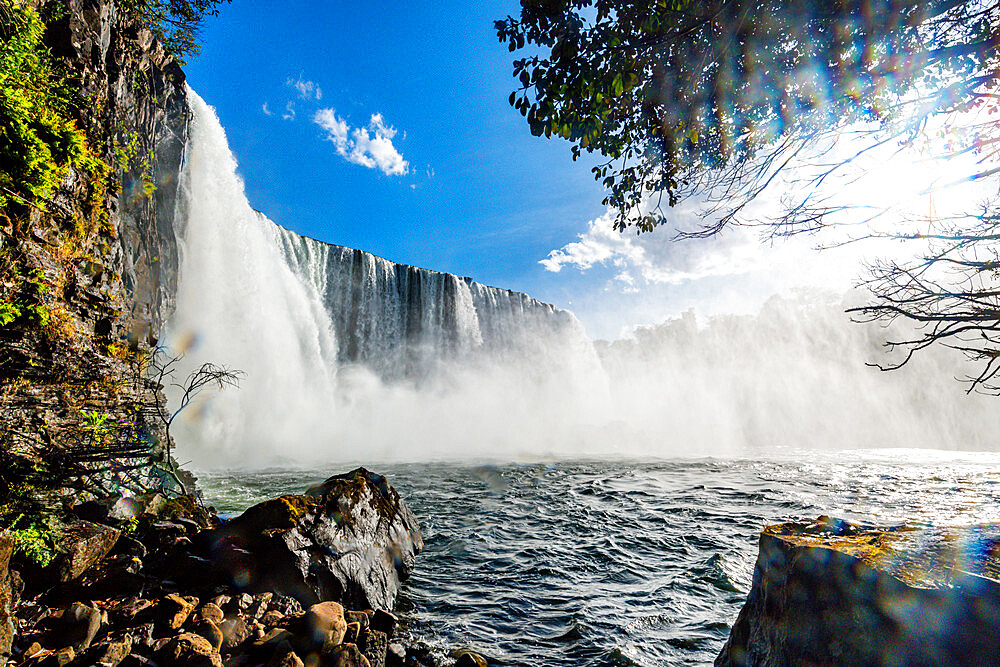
top-left (404, 642), bottom-right (439, 667)
top-left (62, 601), bottom-right (102, 651)
top-left (266, 643), bottom-right (304, 667)
top-left (119, 655), bottom-right (156, 667)
top-left (203, 469), bottom-right (422, 609)
top-left (327, 643), bottom-right (372, 667)
top-left (155, 632), bottom-right (222, 667)
top-left (345, 621), bottom-right (361, 645)
top-left (220, 616), bottom-right (252, 650)
top-left (157, 593), bottom-right (198, 630)
top-left (193, 619), bottom-right (224, 652)
top-left (452, 650), bottom-right (487, 667)
top-left (370, 610), bottom-right (397, 637)
top-left (386, 643), bottom-right (405, 667)
top-left (245, 591), bottom-right (272, 620)
top-left (344, 610), bottom-right (370, 632)
top-left (364, 629), bottom-right (388, 667)
top-left (194, 602), bottom-right (225, 625)
top-left (112, 598), bottom-right (153, 627)
top-left (29, 647), bottom-right (75, 666)
top-left (55, 519), bottom-right (120, 581)
top-left (113, 535), bottom-right (147, 559)
top-left (82, 634), bottom-right (132, 666)
top-left (716, 518), bottom-right (1000, 666)
top-left (261, 609), bottom-right (285, 628)
top-left (305, 601), bottom-right (347, 650)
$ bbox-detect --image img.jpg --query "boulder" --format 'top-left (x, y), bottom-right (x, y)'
top-left (82, 635), bottom-right (133, 666)
top-left (266, 644), bottom-right (304, 667)
top-left (386, 643), bottom-right (405, 667)
top-left (452, 651), bottom-right (487, 667)
top-left (194, 602), bottom-right (225, 625)
top-left (193, 619), bottom-right (224, 652)
top-left (55, 519), bottom-right (120, 581)
top-left (155, 632), bottom-right (222, 667)
top-left (716, 517), bottom-right (1000, 666)
top-left (202, 468), bottom-right (422, 610)
top-left (157, 593), bottom-right (198, 630)
top-left (305, 601), bottom-right (347, 649)
top-left (111, 598), bottom-right (153, 626)
top-left (156, 495), bottom-right (215, 529)
top-left (28, 647), bottom-right (75, 666)
top-left (370, 610), bottom-right (396, 637)
top-left (220, 616), bottom-right (252, 650)
top-left (62, 601), bottom-right (103, 651)
top-left (327, 643), bottom-right (372, 667)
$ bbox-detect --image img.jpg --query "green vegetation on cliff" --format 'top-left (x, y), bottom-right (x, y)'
top-left (0, 0), bottom-right (225, 566)
top-left (0, 0), bottom-right (107, 218)
top-left (123, 0), bottom-right (231, 64)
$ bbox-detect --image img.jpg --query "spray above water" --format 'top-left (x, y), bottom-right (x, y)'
top-left (165, 90), bottom-right (1000, 468)
top-left (164, 91), bottom-right (608, 467)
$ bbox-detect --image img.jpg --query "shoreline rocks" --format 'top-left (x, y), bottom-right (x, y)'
top-left (3, 470), bottom-right (480, 667)
top-left (200, 468), bottom-right (423, 611)
top-left (716, 516), bottom-right (1000, 666)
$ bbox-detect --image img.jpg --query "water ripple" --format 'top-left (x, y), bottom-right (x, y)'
top-left (197, 449), bottom-right (1000, 666)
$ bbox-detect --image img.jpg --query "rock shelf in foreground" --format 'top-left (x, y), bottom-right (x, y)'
top-left (716, 517), bottom-right (1000, 666)
top-left (4, 469), bottom-right (484, 667)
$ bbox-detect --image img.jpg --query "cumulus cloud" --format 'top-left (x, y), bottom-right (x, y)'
top-left (287, 75), bottom-right (322, 101)
top-left (282, 101), bottom-right (296, 121)
top-left (542, 130), bottom-right (998, 294)
top-left (540, 207), bottom-right (773, 285)
top-left (261, 102), bottom-right (273, 116)
top-left (313, 109), bottom-right (409, 176)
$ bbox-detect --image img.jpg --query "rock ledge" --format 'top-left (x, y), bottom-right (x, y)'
top-left (717, 517), bottom-right (1000, 666)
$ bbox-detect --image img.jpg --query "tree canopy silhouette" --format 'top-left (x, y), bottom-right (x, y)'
top-left (496, 0), bottom-right (999, 233)
top-left (498, 0), bottom-right (1000, 392)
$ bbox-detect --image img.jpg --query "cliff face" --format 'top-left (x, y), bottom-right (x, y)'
top-left (0, 0), bottom-right (187, 478)
top-left (50, 0), bottom-right (186, 334)
top-left (275, 226), bottom-right (587, 379)
top-left (716, 518), bottom-right (1000, 666)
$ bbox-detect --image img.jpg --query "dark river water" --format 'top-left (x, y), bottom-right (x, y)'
top-left (195, 449), bottom-right (1000, 666)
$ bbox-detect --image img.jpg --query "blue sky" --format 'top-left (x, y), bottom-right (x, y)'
top-left (183, 0), bottom-right (910, 339)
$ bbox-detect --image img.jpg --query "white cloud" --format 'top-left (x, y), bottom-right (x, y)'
top-left (287, 75), bottom-right (322, 101)
top-left (540, 207), bottom-right (774, 285)
top-left (313, 109), bottom-right (409, 176)
top-left (282, 101), bottom-right (296, 121)
top-left (262, 102), bottom-right (273, 116)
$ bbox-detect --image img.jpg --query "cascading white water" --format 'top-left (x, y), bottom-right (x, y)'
top-left (166, 90), bottom-right (1000, 468)
top-left (164, 91), bottom-right (609, 467)
top-left (164, 91), bottom-right (342, 465)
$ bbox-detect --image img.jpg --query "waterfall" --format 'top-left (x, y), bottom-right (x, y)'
top-left (165, 89), bottom-right (1000, 468)
top-left (163, 90), bottom-right (609, 467)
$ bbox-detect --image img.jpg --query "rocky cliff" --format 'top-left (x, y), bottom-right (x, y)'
top-left (1, 0), bottom-right (187, 493)
top-left (716, 517), bottom-right (1000, 666)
